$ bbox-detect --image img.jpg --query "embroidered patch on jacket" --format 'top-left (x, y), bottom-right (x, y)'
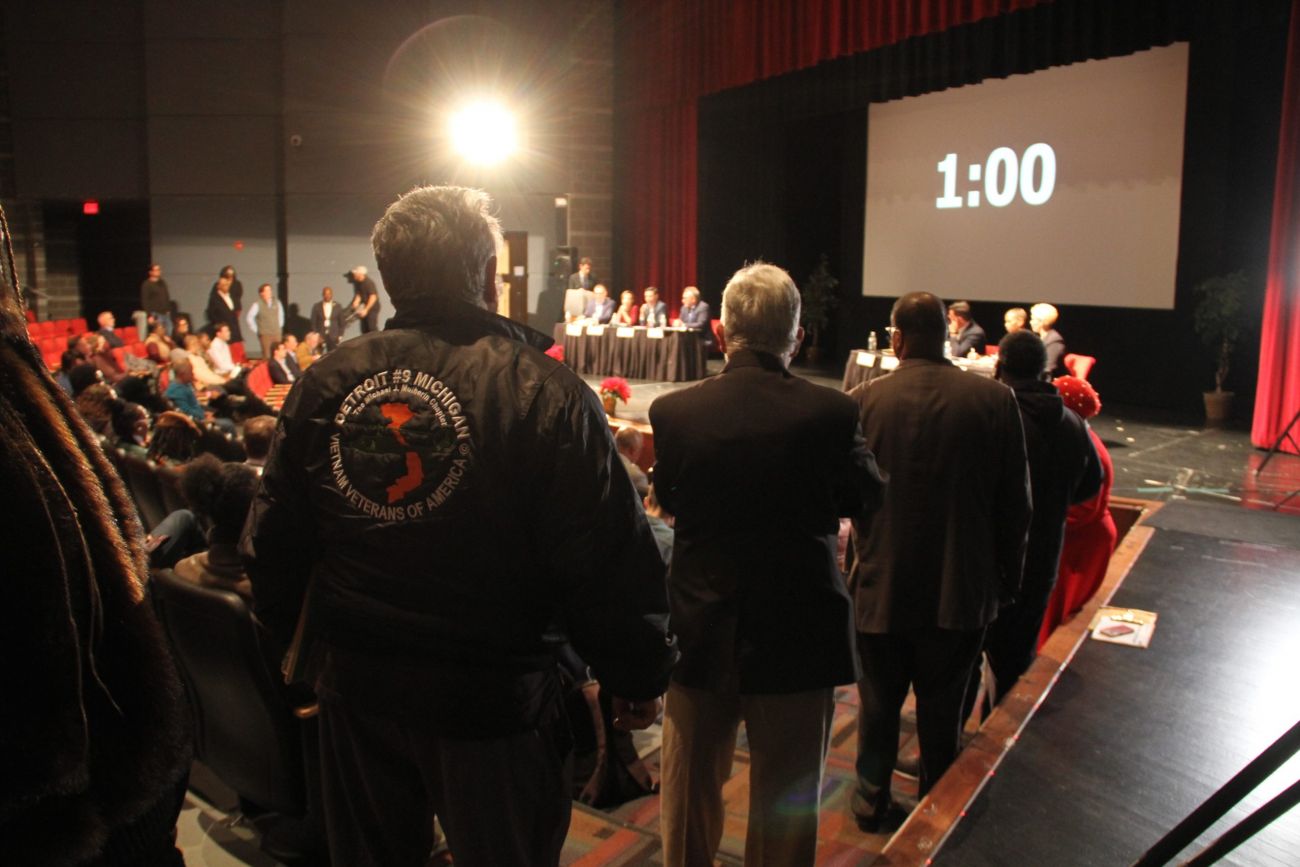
top-left (329, 368), bottom-right (474, 520)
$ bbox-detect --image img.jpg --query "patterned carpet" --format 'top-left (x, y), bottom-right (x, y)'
top-left (560, 686), bottom-right (912, 865)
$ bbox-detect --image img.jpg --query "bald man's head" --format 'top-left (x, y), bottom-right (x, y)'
top-left (890, 292), bottom-right (947, 360)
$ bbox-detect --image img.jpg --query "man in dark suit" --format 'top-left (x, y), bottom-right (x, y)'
top-left (580, 284), bottom-right (615, 324)
top-left (267, 340), bottom-right (297, 385)
top-left (986, 330), bottom-right (1101, 697)
top-left (637, 286), bottom-right (667, 327)
top-left (310, 285), bottom-right (346, 351)
top-left (95, 311), bottom-right (124, 348)
top-left (651, 262), bottom-right (886, 865)
top-left (848, 291), bottom-right (1031, 831)
top-left (567, 256), bottom-right (596, 291)
top-left (947, 300), bottom-right (987, 358)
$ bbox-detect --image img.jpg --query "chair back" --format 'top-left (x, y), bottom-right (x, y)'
top-left (150, 568), bottom-right (307, 816)
top-left (1064, 353), bottom-right (1096, 381)
top-left (121, 453), bottom-right (170, 529)
top-left (246, 362), bottom-right (272, 398)
top-left (157, 464), bottom-right (188, 515)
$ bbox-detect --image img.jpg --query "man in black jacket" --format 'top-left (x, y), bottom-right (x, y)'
top-left (987, 330), bottom-right (1102, 697)
top-left (650, 262), bottom-right (885, 865)
top-left (848, 292), bottom-right (1031, 831)
top-left (242, 185), bottom-right (677, 867)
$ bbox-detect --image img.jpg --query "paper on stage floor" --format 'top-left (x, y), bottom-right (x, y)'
top-left (1089, 606), bottom-right (1159, 648)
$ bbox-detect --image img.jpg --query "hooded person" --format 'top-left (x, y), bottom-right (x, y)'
top-left (987, 331), bottom-right (1103, 698)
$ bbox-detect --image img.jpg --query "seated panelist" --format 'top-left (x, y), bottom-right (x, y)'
top-left (673, 286), bottom-right (711, 330)
top-left (582, 285), bottom-right (616, 325)
top-left (613, 290), bottom-right (639, 326)
top-left (638, 286), bottom-right (668, 328)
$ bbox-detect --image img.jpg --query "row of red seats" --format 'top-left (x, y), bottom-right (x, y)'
top-left (27, 317), bottom-right (88, 340)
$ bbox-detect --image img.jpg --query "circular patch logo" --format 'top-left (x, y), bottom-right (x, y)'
top-left (328, 368), bottom-right (475, 521)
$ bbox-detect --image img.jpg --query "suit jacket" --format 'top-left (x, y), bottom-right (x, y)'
top-left (98, 327), bottom-right (124, 348)
top-left (206, 289), bottom-right (242, 342)
top-left (849, 358), bottom-right (1031, 633)
top-left (1041, 329), bottom-right (1066, 376)
top-left (583, 298), bottom-right (615, 324)
top-left (650, 350), bottom-right (886, 695)
top-left (677, 301), bottom-right (711, 330)
top-left (268, 357), bottom-right (296, 385)
top-left (638, 301), bottom-right (668, 328)
top-left (285, 353), bottom-right (303, 379)
top-left (568, 271), bottom-right (596, 291)
top-left (949, 320), bottom-right (987, 358)
top-left (310, 300), bottom-right (346, 347)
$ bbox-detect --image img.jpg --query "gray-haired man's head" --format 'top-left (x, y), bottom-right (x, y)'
top-left (371, 185), bottom-right (503, 310)
top-left (721, 262), bottom-right (803, 361)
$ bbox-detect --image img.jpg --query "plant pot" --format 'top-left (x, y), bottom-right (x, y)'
top-left (602, 394), bottom-right (618, 416)
top-left (1203, 390), bottom-right (1234, 427)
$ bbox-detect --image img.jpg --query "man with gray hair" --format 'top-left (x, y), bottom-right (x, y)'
top-left (242, 185), bottom-right (677, 866)
top-left (650, 261), bottom-right (885, 865)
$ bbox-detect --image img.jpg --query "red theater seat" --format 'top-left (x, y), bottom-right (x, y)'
top-left (246, 362), bottom-right (272, 398)
top-left (121, 326), bottom-right (139, 343)
top-left (230, 342), bottom-right (247, 364)
top-left (70, 318), bottom-right (88, 334)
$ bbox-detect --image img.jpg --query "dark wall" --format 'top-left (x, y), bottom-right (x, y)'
top-left (698, 0), bottom-right (1291, 420)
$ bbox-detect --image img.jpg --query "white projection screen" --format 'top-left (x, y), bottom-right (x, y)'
top-left (862, 44), bottom-right (1189, 309)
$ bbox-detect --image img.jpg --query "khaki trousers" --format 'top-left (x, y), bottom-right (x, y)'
top-left (258, 331), bottom-right (280, 361)
top-left (659, 680), bottom-right (835, 867)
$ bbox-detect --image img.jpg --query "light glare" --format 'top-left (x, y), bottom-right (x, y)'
top-left (448, 101), bottom-right (516, 166)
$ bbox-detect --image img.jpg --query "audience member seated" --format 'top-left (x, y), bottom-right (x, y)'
top-left (947, 300), bottom-right (987, 358)
top-left (1038, 375), bottom-right (1118, 648)
top-left (75, 382), bottom-right (118, 440)
top-left (298, 331), bottom-right (323, 370)
top-left (145, 321), bottom-right (176, 364)
top-left (96, 310), bottom-right (124, 347)
top-left (98, 310), bottom-right (157, 375)
top-left (148, 409), bottom-right (203, 468)
top-left (243, 415), bottom-right (276, 474)
top-left (208, 323), bottom-right (241, 377)
top-left (1030, 302), bottom-right (1067, 376)
top-left (581, 284), bottom-right (616, 324)
top-left (637, 286), bottom-right (668, 327)
top-left (612, 289), bottom-right (638, 325)
top-left (281, 334), bottom-right (304, 378)
top-left (183, 335), bottom-right (228, 387)
top-left (56, 349), bottom-right (83, 395)
top-left (171, 314), bottom-right (193, 347)
top-left (267, 340), bottom-right (298, 385)
top-left (112, 401), bottom-right (152, 459)
top-left (89, 333), bottom-right (128, 385)
top-left (163, 361), bottom-right (235, 436)
top-left (643, 483), bottom-right (674, 564)
top-left (173, 454), bottom-right (259, 599)
top-left (614, 426), bottom-right (649, 497)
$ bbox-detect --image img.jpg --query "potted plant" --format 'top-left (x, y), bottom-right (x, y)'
top-left (1192, 271), bottom-right (1246, 426)
top-left (799, 254), bottom-right (839, 365)
top-left (599, 376), bottom-right (630, 416)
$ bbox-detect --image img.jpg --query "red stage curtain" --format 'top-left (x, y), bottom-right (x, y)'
top-left (616, 0), bottom-right (1050, 306)
top-left (1252, 0), bottom-right (1300, 454)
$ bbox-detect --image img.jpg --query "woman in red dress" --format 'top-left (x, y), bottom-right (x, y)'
top-left (1038, 375), bottom-right (1118, 648)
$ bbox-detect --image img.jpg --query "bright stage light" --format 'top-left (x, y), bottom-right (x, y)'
top-left (448, 101), bottom-right (516, 165)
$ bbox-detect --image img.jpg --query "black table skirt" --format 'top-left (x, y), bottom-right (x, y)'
top-left (553, 324), bottom-right (707, 382)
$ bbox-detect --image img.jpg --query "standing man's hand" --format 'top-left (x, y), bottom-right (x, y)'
top-left (611, 696), bottom-right (662, 731)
